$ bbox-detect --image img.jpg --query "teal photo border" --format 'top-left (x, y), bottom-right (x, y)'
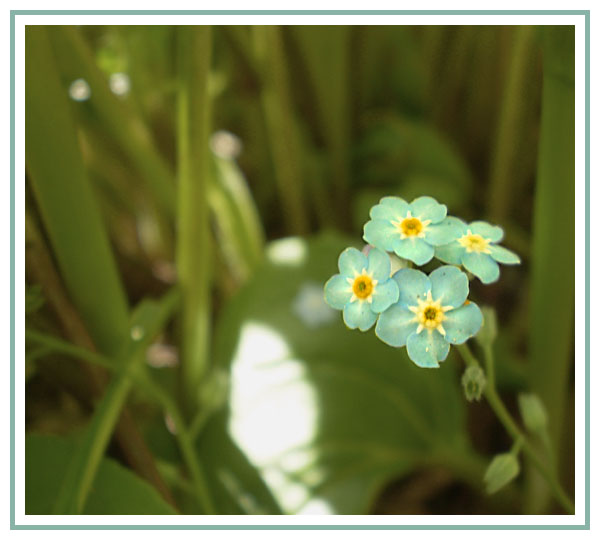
top-left (10, 9), bottom-right (591, 530)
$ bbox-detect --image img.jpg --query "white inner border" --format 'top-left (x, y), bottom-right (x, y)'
top-left (11, 10), bottom-right (587, 529)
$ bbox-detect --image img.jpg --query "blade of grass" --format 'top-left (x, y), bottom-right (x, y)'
top-left (25, 26), bottom-right (129, 356)
top-left (487, 26), bottom-right (537, 222)
top-left (291, 26), bottom-right (351, 227)
top-left (176, 26), bottom-right (213, 412)
top-left (527, 25), bottom-right (575, 513)
top-left (46, 26), bottom-right (176, 219)
top-left (25, 208), bottom-right (176, 507)
top-left (52, 289), bottom-right (180, 514)
top-left (252, 26), bottom-right (310, 235)
top-left (26, 326), bottom-right (215, 514)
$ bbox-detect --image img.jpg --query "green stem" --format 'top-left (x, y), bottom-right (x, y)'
top-left (27, 325), bottom-right (215, 514)
top-left (26, 328), bottom-right (114, 370)
top-left (52, 290), bottom-right (180, 514)
top-left (135, 372), bottom-right (216, 514)
top-left (456, 343), bottom-right (574, 514)
top-left (176, 26), bottom-right (213, 413)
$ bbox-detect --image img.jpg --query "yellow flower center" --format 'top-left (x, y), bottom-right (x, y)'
top-left (391, 210), bottom-right (431, 240)
top-left (400, 217), bottom-right (423, 236)
top-left (346, 269), bottom-right (378, 303)
top-left (458, 231), bottom-right (492, 253)
top-left (352, 275), bottom-right (374, 299)
top-left (408, 290), bottom-right (453, 335)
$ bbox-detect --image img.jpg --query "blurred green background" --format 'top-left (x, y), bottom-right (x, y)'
top-left (24, 25), bottom-right (575, 515)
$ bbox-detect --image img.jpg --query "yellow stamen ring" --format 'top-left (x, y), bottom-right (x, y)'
top-left (408, 290), bottom-right (453, 336)
top-left (346, 269), bottom-right (378, 304)
top-left (391, 210), bottom-right (432, 240)
top-left (457, 229), bottom-right (492, 254)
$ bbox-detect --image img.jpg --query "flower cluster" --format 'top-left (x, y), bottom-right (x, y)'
top-left (324, 196), bottom-right (520, 368)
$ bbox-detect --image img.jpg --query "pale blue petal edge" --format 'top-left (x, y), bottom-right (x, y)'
top-left (375, 304), bottom-right (417, 347)
top-left (488, 244), bottom-right (521, 265)
top-left (409, 196), bottom-right (447, 223)
top-left (429, 265), bottom-right (469, 308)
top-left (392, 268), bottom-right (431, 307)
top-left (443, 302), bottom-right (483, 345)
top-left (338, 247), bottom-right (367, 277)
top-left (406, 330), bottom-right (450, 368)
top-left (343, 300), bottom-right (378, 331)
top-left (368, 247), bottom-right (392, 282)
top-left (461, 252), bottom-right (500, 284)
top-left (393, 237), bottom-right (435, 265)
top-left (323, 274), bottom-right (352, 310)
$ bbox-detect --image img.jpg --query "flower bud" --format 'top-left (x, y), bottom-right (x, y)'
top-left (484, 453), bottom-right (520, 494)
top-left (461, 364), bottom-right (486, 402)
top-left (518, 393), bottom-right (548, 435)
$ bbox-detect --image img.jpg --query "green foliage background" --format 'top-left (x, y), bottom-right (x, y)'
top-left (24, 25), bottom-right (575, 515)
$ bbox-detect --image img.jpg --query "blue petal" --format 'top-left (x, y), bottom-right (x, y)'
top-left (363, 219), bottom-right (398, 252)
top-left (443, 302), bottom-right (483, 345)
top-left (338, 247), bottom-right (367, 277)
top-left (469, 221), bottom-right (504, 242)
top-left (393, 237), bottom-right (435, 265)
top-left (429, 265), bottom-right (469, 308)
top-left (367, 247), bottom-right (392, 282)
top-left (434, 241), bottom-right (464, 265)
top-left (488, 244), bottom-right (521, 265)
top-left (461, 252), bottom-right (500, 284)
top-left (406, 330), bottom-right (450, 368)
top-left (409, 196), bottom-right (447, 223)
top-left (375, 304), bottom-right (418, 347)
top-left (392, 268), bottom-right (431, 307)
top-left (371, 279), bottom-right (399, 313)
top-left (370, 197), bottom-right (410, 221)
top-left (343, 300), bottom-right (378, 331)
top-left (424, 216), bottom-right (466, 246)
top-left (323, 274), bottom-right (352, 310)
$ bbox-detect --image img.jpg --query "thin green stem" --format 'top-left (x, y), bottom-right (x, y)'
top-left (52, 290), bottom-right (180, 514)
top-left (27, 326), bottom-right (215, 514)
top-left (135, 372), bottom-right (216, 514)
top-left (26, 328), bottom-right (115, 370)
top-left (176, 26), bottom-right (213, 413)
top-left (457, 343), bottom-right (574, 514)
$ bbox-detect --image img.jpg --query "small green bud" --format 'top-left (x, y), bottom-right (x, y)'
top-left (461, 364), bottom-right (486, 402)
top-left (518, 393), bottom-right (548, 435)
top-left (483, 453), bottom-right (520, 495)
top-left (475, 306), bottom-right (497, 347)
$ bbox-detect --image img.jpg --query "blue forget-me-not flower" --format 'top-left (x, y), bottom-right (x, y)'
top-left (375, 266), bottom-right (483, 368)
top-left (363, 196), bottom-right (464, 266)
top-left (324, 247), bottom-right (399, 331)
top-left (435, 220), bottom-right (520, 284)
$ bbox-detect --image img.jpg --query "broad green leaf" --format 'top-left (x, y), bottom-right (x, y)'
top-left (213, 232), bottom-right (471, 514)
top-left (26, 434), bottom-right (176, 515)
top-left (196, 410), bottom-right (283, 515)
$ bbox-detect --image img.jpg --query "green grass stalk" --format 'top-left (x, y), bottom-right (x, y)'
top-left (175, 26), bottom-right (214, 412)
